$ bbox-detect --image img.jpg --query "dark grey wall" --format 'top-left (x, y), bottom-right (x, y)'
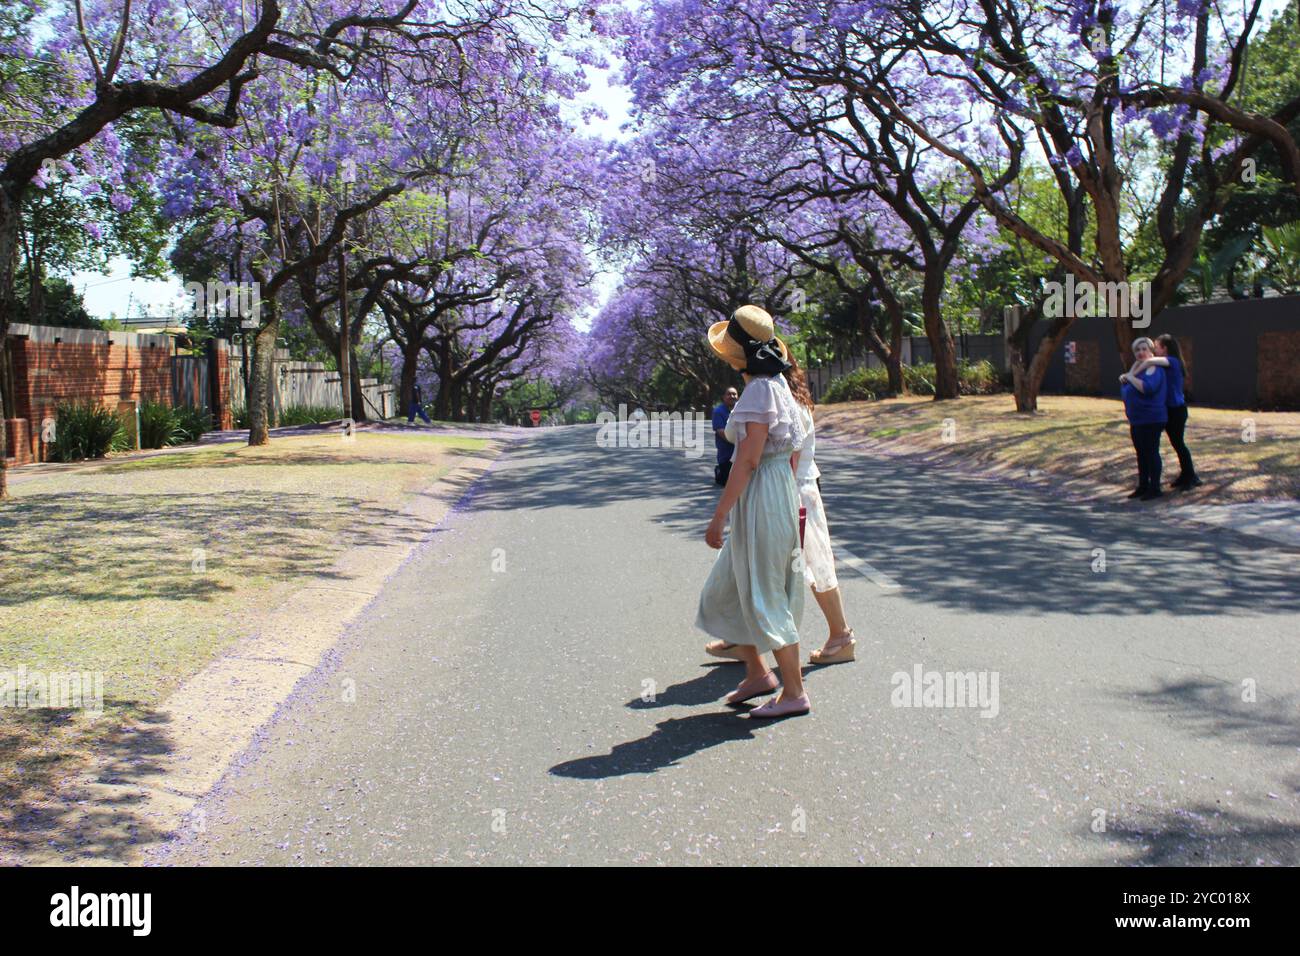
top-left (1029, 295), bottom-right (1300, 409)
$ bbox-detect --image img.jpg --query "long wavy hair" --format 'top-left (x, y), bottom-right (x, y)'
top-left (1156, 333), bottom-right (1184, 366)
top-left (783, 353), bottom-right (815, 410)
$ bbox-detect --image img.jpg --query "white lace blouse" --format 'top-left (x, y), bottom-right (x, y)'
top-left (723, 374), bottom-right (807, 458)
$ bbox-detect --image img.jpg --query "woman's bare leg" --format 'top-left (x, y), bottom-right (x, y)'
top-left (772, 644), bottom-right (805, 699)
top-left (811, 586), bottom-right (853, 653)
top-left (734, 643), bottom-right (769, 682)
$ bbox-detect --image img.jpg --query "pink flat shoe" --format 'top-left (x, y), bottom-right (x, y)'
top-left (724, 671), bottom-right (779, 705)
top-left (749, 693), bottom-right (811, 719)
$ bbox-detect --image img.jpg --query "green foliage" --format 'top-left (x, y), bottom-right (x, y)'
top-left (822, 365), bottom-right (895, 403)
top-left (957, 359), bottom-right (1003, 395)
top-left (13, 272), bottom-right (98, 328)
top-left (822, 361), bottom-right (1002, 403)
top-left (138, 399), bottom-right (183, 449)
top-left (1257, 222), bottom-right (1300, 293)
top-left (278, 404), bottom-right (343, 426)
top-left (1185, 236), bottom-right (1254, 301)
top-left (231, 404), bottom-right (250, 429)
top-left (172, 405), bottom-right (214, 443)
top-left (49, 402), bottom-right (129, 462)
top-left (1205, 1), bottom-right (1300, 256)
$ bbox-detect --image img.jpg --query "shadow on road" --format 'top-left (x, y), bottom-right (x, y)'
top-left (1091, 804), bottom-right (1300, 865)
top-left (474, 426), bottom-right (1300, 619)
top-left (1127, 677), bottom-right (1300, 750)
top-left (626, 664), bottom-right (738, 708)
top-left (1078, 676), bottom-right (1300, 864)
top-left (550, 712), bottom-right (756, 779)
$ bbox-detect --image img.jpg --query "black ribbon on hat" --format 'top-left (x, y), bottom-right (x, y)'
top-left (726, 318), bottom-right (791, 376)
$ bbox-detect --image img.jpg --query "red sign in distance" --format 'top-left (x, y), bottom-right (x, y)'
top-left (530, 410), bottom-right (542, 426)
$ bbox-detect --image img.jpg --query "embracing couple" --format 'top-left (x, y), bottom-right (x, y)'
top-left (1118, 333), bottom-right (1202, 501)
top-left (693, 305), bottom-right (857, 720)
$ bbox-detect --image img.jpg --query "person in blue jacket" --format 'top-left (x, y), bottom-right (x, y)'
top-left (1119, 337), bottom-right (1168, 501)
top-left (407, 381), bottom-right (432, 424)
top-left (1131, 334), bottom-right (1201, 490)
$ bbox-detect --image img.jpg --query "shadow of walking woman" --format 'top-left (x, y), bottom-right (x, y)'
top-left (549, 712), bottom-right (755, 779)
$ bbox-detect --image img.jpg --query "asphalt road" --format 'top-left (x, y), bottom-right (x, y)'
top-left (157, 423), bottom-right (1300, 865)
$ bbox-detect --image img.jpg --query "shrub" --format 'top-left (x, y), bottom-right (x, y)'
top-left (49, 402), bottom-right (128, 462)
top-left (822, 366), bottom-right (891, 403)
top-left (231, 404), bottom-right (250, 429)
top-left (821, 359), bottom-right (1004, 403)
top-left (278, 404), bottom-right (343, 426)
top-left (959, 360), bottom-right (1002, 395)
top-left (139, 399), bottom-right (183, 449)
top-left (172, 405), bottom-right (214, 443)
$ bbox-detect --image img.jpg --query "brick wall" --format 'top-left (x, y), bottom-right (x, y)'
top-left (5, 324), bottom-right (172, 463)
top-left (4, 418), bottom-right (31, 465)
top-left (213, 344), bottom-right (234, 430)
top-left (1257, 330), bottom-right (1300, 410)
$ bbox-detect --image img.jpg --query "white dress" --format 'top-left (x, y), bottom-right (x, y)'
top-left (795, 404), bottom-right (839, 593)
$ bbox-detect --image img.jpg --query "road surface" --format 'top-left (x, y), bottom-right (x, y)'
top-left (157, 424), bottom-right (1300, 865)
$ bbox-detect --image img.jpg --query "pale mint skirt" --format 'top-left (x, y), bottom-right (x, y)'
top-left (696, 452), bottom-right (804, 652)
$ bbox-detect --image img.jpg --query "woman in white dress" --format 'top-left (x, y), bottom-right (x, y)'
top-left (783, 356), bottom-right (856, 664)
top-left (696, 305), bottom-right (811, 718)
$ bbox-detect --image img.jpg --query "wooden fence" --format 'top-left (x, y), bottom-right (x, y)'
top-left (224, 346), bottom-right (396, 421)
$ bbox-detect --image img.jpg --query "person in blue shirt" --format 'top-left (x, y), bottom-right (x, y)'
top-left (1131, 334), bottom-right (1201, 490)
top-left (1119, 337), bottom-right (1169, 501)
top-left (712, 386), bottom-right (739, 486)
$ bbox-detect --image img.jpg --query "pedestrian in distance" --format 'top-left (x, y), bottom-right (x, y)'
top-left (1119, 337), bottom-right (1168, 501)
top-left (408, 382), bottom-right (432, 425)
top-left (713, 386), bottom-right (739, 486)
top-left (1131, 333), bottom-right (1202, 490)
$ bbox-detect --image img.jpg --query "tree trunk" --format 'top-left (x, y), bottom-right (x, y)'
top-left (1011, 316), bottom-right (1073, 413)
top-left (0, 333), bottom-right (9, 500)
top-left (399, 340), bottom-right (419, 413)
top-left (449, 377), bottom-right (465, 422)
top-left (247, 302), bottom-right (279, 446)
top-left (478, 385), bottom-right (493, 423)
top-left (433, 347), bottom-right (453, 420)
top-left (921, 279), bottom-right (959, 400)
top-left (0, 191), bottom-right (19, 499)
top-left (859, 295), bottom-right (905, 396)
top-left (885, 350), bottom-right (904, 395)
top-left (348, 347), bottom-right (366, 421)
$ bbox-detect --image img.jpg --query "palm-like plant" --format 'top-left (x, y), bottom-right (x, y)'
top-left (1257, 223), bottom-right (1300, 294)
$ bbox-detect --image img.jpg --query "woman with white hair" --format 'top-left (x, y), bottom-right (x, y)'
top-left (1118, 337), bottom-right (1169, 501)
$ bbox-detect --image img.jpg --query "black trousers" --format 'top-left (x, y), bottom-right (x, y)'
top-left (1129, 422), bottom-right (1164, 492)
top-left (714, 459), bottom-right (732, 487)
top-left (1164, 404), bottom-right (1197, 481)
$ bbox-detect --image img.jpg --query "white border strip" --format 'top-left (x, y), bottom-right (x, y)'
top-left (835, 545), bottom-right (903, 590)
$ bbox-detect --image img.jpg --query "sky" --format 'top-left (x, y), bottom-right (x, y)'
top-left (70, 53), bottom-right (635, 333)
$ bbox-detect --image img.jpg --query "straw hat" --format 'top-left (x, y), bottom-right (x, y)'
top-left (708, 304), bottom-right (789, 373)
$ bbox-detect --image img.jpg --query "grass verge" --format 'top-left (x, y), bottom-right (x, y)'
top-left (0, 430), bottom-right (492, 857)
top-left (815, 395), bottom-right (1300, 502)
